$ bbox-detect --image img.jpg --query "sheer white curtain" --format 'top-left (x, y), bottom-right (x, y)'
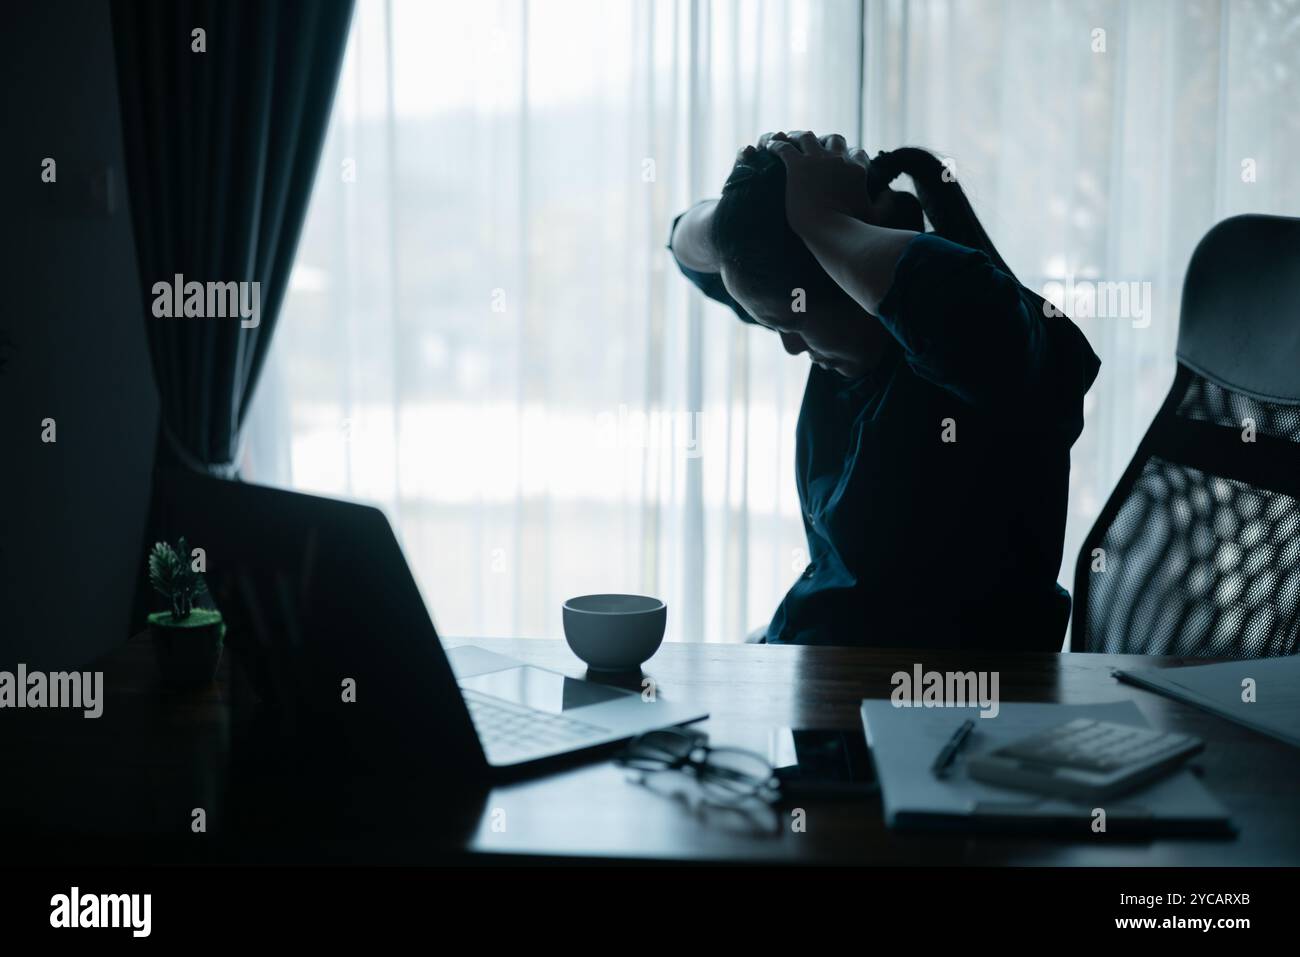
top-left (248, 0), bottom-right (1300, 645)
top-left (245, 0), bottom-right (863, 643)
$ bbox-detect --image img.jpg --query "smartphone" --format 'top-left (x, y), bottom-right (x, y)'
top-left (770, 728), bottom-right (877, 800)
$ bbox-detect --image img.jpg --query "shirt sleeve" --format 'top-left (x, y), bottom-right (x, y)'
top-left (874, 232), bottom-right (1100, 425)
top-left (666, 206), bottom-right (758, 326)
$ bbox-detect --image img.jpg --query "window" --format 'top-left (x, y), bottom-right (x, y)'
top-left (248, 0), bottom-right (1300, 646)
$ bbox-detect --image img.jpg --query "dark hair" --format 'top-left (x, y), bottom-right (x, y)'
top-left (710, 144), bottom-right (1014, 310)
top-left (710, 148), bottom-right (846, 306)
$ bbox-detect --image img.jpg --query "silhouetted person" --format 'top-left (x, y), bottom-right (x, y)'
top-left (669, 132), bottom-right (1100, 650)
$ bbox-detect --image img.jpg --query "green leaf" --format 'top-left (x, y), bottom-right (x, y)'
top-left (147, 536), bottom-right (215, 622)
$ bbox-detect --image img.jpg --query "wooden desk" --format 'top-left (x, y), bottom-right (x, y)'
top-left (5, 636), bottom-right (1298, 865)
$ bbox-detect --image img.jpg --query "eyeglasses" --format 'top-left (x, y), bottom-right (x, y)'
top-left (616, 727), bottom-right (780, 807)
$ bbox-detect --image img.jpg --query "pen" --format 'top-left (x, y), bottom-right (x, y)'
top-left (931, 719), bottom-right (975, 778)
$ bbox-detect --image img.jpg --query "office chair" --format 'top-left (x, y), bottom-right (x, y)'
top-left (1072, 214), bottom-right (1300, 657)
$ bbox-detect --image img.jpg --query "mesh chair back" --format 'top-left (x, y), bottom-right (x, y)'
top-left (1073, 215), bottom-right (1300, 656)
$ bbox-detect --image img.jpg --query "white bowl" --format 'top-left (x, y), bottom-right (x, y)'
top-left (562, 594), bottom-right (666, 672)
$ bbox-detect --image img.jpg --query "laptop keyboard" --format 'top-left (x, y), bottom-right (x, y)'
top-left (461, 688), bottom-right (609, 758)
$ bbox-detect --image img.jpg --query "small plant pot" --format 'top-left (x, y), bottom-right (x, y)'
top-left (148, 609), bottom-right (225, 688)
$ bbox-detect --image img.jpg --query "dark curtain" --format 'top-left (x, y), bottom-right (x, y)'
top-left (111, 0), bottom-right (353, 633)
top-left (110, 0), bottom-right (354, 473)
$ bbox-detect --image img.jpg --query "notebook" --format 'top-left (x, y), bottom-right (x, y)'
top-left (1114, 654), bottom-right (1300, 750)
top-left (860, 699), bottom-right (1232, 835)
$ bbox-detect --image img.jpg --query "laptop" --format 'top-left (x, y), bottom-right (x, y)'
top-left (164, 470), bottom-right (707, 776)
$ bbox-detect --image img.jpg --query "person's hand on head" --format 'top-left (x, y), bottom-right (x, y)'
top-left (847, 145), bottom-right (871, 171)
top-left (756, 131), bottom-right (791, 151)
top-left (728, 132), bottom-right (790, 183)
top-left (765, 130), bottom-right (873, 237)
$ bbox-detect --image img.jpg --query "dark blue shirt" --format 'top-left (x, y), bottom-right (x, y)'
top-left (671, 230), bottom-right (1100, 650)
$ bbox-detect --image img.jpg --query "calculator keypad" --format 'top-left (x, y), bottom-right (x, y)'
top-left (997, 718), bottom-right (1192, 773)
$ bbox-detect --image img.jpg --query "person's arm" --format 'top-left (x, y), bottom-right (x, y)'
top-left (788, 211), bottom-right (917, 315)
top-left (768, 133), bottom-right (1098, 413)
top-left (666, 199), bottom-right (756, 325)
top-left (668, 199), bottom-right (719, 273)
top-left (766, 133), bottom-right (918, 313)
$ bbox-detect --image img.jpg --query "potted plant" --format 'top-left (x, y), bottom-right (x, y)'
top-left (147, 537), bottom-right (224, 687)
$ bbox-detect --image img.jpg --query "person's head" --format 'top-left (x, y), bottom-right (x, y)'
top-left (710, 141), bottom-right (1013, 378)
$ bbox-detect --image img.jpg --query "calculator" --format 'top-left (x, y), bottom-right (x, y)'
top-left (967, 718), bottom-right (1204, 802)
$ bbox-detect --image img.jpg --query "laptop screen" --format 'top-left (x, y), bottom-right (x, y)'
top-left (459, 665), bottom-right (630, 714)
